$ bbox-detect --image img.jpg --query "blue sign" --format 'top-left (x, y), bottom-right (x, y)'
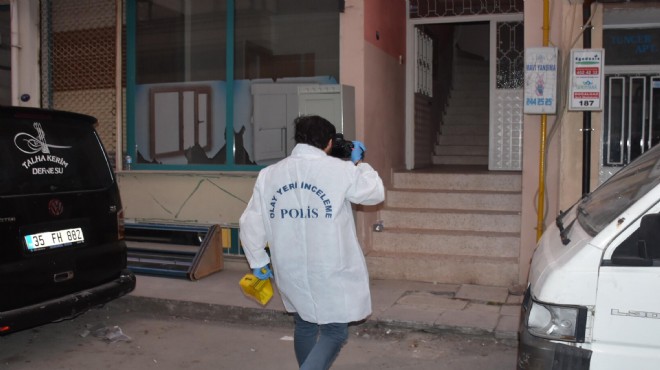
top-left (604, 28), bottom-right (660, 65)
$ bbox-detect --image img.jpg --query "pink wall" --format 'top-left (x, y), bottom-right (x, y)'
top-left (362, 0), bottom-right (407, 184)
top-left (363, 42), bottom-right (407, 186)
top-left (364, 0), bottom-right (406, 59)
top-left (341, 0), bottom-right (406, 249)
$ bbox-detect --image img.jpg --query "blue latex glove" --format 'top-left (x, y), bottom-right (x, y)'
top-left (351, 141), bottom-right (366, 164)
top-left (252, 265), bottom-right (273, 280)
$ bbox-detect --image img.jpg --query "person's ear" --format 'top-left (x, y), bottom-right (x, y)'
top-left (324, 138), bottom-right (333, 154)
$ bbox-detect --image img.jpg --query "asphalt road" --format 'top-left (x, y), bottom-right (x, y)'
top-left (0, 303), bottom-right (517, 370)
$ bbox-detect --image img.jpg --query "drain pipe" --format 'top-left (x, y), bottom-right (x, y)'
top-left (581, 0), bottom-right (594, 196)
top-left (10, 0), bottom-right (19, 106)
top-left (536, 0), bottom-right (550, 241)
top-left (115, 0), bottom-right (123, 171)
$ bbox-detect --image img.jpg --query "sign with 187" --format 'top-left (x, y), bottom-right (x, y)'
top-left (569, 49), bottom-right (605, 111)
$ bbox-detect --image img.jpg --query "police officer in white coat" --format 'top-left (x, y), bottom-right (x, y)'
top-left (239, 115), bottom-right (385, 370)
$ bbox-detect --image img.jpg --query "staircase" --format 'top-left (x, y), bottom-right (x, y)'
top-left (366, 169), bottom-right (521, 286)
top-left (433, 54), bottom-right (490, 166)
top-left (366, 53), bottom-right (522, 287)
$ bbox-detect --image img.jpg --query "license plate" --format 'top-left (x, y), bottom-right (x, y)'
top-left (24, 227), bottom-right (85, 252)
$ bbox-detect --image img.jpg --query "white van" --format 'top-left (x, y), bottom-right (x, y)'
top-left (518, 143), bottom-right (660, 369)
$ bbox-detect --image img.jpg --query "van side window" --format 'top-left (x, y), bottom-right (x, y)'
top-left (612, 229), bottom-right (644, 260)
top-left (612, 214), bottom-right (660, 263)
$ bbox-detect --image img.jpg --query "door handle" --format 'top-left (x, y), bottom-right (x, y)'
top-left (53, 270), bottom-right (74, 283)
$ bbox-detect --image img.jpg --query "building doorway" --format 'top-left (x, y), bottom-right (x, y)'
top-left (406, 15), bottom-right (524, 171)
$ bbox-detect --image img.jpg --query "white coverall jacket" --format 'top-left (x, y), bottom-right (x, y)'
top-left (239, 143), bottom-right (385, 324)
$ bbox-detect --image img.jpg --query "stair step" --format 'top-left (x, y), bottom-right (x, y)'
top-left (366, 252), bottom-right (519, 286)
top-left (386, 189), bottom-right (521, 211)
top-left (434, 145), bottom-right (488, 156)
top-left (449, 98), bottom-right (489, 108)
top-left (451, 90), bottom-right (489, 99)
top-left (437, 135), bottom-right (489, 146)
top-left (433, 155), bottom-right (489, 165)
top-left (445, 105), bottom-right (490, 116)
top-left (443, 119), bottom-right (489, 128)
top-left (441, 125), bottom-right (488, 136)
top-left (443, 111), bottom-right (489, 120)
top-left (453, 77), bottom-right (488, 86)
top-left (372, 228), bottom-right (519, 257)
top-left (454, 76), bottom-right (489, 85)
top-left (443, 116), bottom-right (489, 125)
top-left (379, 208), bottom-right (521, 233)
top-left (392, 171), bottom-right (521, 191)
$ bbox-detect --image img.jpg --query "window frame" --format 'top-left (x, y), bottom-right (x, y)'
top-left (126, 1), bottom-right (341, 172)
top-left (126, 0), bottom-right (259, 171)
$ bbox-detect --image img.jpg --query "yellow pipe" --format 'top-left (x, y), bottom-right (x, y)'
top-left (537, 115), bottom-right (547, 241)
top-left (536, 0), bottom-right (550, 241)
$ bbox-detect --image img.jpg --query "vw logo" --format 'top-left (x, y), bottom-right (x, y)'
top-left (48, 199), bottom-right (64, 217)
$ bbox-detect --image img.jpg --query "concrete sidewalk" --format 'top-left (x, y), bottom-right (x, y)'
top-left (116, 259), bottom-right (522, 344)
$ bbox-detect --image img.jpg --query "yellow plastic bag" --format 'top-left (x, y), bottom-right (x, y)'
top-left (239, 273), bottom-right (273, 305)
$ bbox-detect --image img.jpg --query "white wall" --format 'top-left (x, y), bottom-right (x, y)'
top-left (10, 0), bottom-right (40, 107)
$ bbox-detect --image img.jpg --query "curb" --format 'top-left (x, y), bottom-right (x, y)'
top-left (108, 295), bottom-right (519, 346)
top-left (111, 295), bottom-right (292, 327)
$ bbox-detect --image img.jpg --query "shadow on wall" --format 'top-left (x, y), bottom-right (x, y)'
top-left (137, 127), bottom-right (254, 166)
top-left (183, 126), bottom-right (255, 165)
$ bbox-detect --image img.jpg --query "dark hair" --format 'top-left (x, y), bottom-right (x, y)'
top-left (294, 115), bottom-right (336, 150)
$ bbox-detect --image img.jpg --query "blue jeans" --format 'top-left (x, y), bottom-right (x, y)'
top-left (294, 314), bottom-right (348, 370)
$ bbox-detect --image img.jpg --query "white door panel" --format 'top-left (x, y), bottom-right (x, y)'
top-left (592, 267), bottom-right (660, 369)
top-left (592, 208), bottom-right (660, 369)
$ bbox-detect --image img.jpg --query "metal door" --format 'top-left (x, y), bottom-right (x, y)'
top-left (603, 74), bottom-right (660, 166)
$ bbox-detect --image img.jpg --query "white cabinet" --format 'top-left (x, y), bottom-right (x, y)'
top-left (298, 85), bottom-right (355, 141)
top-left (251, 83), bottom-right (315, 164)
top-left (251, 83), bottom-right (355, 165)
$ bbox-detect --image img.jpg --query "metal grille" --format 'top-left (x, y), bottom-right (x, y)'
top-left (40, 0), bottom-right (122, 162)
top-left (409, 0), bottom-right (523, 18)
top-left (496, 21), bottom-right (524, 89)
top-left (604, 74), bottom-right (660, 166)
top-left (415, 28), bottom-right (433, 97)
top-left (491, 20), bottom-right (524, 171)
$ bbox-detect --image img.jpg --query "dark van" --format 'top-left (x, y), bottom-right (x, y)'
top-left (0, 106), bottom-right (136, 335)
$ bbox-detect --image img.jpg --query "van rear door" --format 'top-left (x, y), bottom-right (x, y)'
top-left (0, 108), bottom-right (126, 312)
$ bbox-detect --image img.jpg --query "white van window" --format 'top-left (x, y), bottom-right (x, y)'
top-left (578, 144), bottom-right (660, 235)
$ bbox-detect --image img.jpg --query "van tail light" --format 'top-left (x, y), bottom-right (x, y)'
top-left (0, 326), bottom-right (10, 333)
top-left (117, 208), bottom-right (125, 240)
